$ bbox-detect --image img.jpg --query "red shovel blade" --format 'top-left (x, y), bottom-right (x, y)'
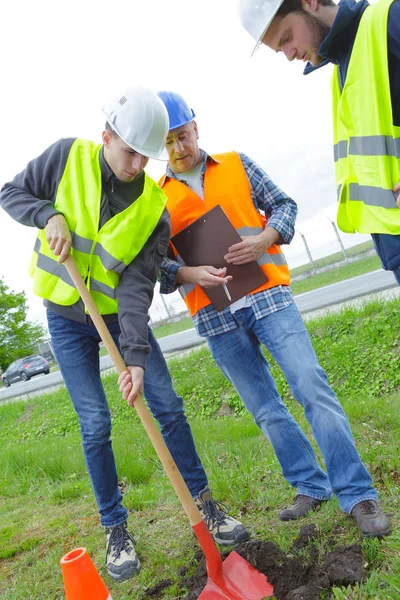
top-left (198, 551), bottom-right (274, 599)
top-left (193, 521), bottom-right (274, 600)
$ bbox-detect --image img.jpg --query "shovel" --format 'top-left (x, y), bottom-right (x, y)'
top-left (64, 255), bottom-right (273, 600)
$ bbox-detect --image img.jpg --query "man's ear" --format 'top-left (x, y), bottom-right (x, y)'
top-left (102, 130), bottom-right (113, 147)
top-left (301, 0), bottom-right (319, 14)
top-left (192, 121), bottom-right (199, 140)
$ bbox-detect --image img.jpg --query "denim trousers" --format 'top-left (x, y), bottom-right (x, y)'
top-left (47, 310), bottom-right (208, 527)
top-left (392, 268), bottom-right (400, 285)
top-left (206, 302), bottom-right (377, 513)
top-left (371, 232), bottom-right (400, 285)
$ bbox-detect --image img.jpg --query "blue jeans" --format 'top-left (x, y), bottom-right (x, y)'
top-left (371, 232), bottom-right (400, 285)
top-left (392, 268), bottom-right (400, 285)
top-left (47, 310), bottom-right (207, 527)
top-left (206, 302), bottom-right (377, 513)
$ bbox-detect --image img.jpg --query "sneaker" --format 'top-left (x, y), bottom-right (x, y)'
top-left (195, 486), bottom-right (250, 546)
top-left (105, 522), bottom-right (141, 581)
top-left (279, 494), bottom-right (325, 521)
top-left (351, 500), bottom-right (391, 538)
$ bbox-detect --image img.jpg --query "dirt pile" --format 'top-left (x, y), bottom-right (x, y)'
top-left (145, 524), bottom-right (366, 599)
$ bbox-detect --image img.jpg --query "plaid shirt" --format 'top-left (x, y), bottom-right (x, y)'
top-left (159, 150), bottom-right (297, 338)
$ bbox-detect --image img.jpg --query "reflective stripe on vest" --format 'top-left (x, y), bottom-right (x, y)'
top-left (332, 0), bottom-right (400, 234)
top-left (161, 152), bottom-right (290, 316)
top-left (341, 184), bottom-right (397, 209)
top-left (30, 139), bottom-right (166, 313)
top-left (334, 135), bottom-right (400, 161)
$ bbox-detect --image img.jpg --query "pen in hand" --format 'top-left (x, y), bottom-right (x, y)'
top-left (218, 271), bottom-right (232, 301)
top-left (222, 282), bottom-right (231, 301)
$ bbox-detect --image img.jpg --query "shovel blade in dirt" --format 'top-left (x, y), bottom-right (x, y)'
top-left (198, 551), bottom-right (274, 599)
top-left (194, 521), bottom-right (274, 600)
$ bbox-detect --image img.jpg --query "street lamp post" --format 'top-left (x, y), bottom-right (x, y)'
top-left (296, 229), bottom-right (316, 273)
top-left (159, 291), bottom-right (172, 319)
top-left (327, 217), bottom-right (349, 262)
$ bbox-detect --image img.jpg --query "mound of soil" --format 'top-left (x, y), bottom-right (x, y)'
top-left (144, 525), bottom-right (366, 600)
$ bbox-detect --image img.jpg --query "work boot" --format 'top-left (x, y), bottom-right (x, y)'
top-left (105, 522), bottom-right (140, 581)
top-left (351, 500), bottom-right (391, 538)
top-left (279, 494), bottom-right (325, 521)
top-left (195, 486), bottom-right (250, 546)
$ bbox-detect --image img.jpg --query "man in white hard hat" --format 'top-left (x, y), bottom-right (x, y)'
top-left (0, 86), bottom-right (249, 583)
top-left (150, 90), bottom-right (391, 539)
top-left (238, 0), bottom-right (400, 284)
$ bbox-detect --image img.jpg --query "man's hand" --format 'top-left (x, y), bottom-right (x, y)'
top-left (225, 227), bottom-right (282, 265)
top-left (45, 214), bottom-right (72, 263)
top-left (224, 234), bottom-right (266, 265)
top-left (118, 366), bottom-right (144, 407)
top-left (394, 183), bottom-right (400, 208)
top-left (177, 265), bottom-right (232, 288)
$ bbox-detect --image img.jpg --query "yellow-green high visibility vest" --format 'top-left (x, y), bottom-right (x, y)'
top-left (29, 138), bottom-right (167, 314)
top-left (332, 0), bottom-right (400, 234)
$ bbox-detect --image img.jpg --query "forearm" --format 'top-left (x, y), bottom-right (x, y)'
top-left (239, 152), bottom-right (297, 244)
top-left (176, 265), bottom-right (197, 284)
top-left (0, 184), bottom-right (60, 228)
top-left (117, 268), bottom-right (153, 368)
top-left (118, 213), bottom-right (170, 367)
top-left (159, 256), bottom-right (181, 293)
top-left (266, 206), bottom-right (297, 245)
top-left (0, 138), bottom-right (74, 228)
top-left (259, 225), bottom-right (282, 248)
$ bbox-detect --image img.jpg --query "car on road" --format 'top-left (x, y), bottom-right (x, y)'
top-left (2, 355), bottom-right (50, 387)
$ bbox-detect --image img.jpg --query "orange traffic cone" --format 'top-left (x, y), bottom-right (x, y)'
top-left (61, 547), bottom-right (112, 600)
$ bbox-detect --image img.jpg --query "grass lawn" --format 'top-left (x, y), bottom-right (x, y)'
top-left (0, 298), bottom-right (399, 599)
top-left (291, 255), bottom-right (382, 296)
top-left (151, 316), bottom-right (194, 339)
top-left (290, 240), bottom-right (374, 277)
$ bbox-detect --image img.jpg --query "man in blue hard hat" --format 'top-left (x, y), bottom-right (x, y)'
top-left (147, 90), bottom-right (391, 539)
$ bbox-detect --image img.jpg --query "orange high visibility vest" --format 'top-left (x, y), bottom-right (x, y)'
top-left (161, 152), bottom-right (290, 316)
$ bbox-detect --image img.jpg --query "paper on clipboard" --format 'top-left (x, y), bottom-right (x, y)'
top-left (171, 205), bottom-right (268, 311)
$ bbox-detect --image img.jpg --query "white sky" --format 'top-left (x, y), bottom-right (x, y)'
top-left (0, 0), bottom-right (370, 325)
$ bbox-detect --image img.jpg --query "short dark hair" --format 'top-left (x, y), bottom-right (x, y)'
top-left (105, 121), bottom-right (119, 138)
top-left (277, 0), bottom-right (334, 18)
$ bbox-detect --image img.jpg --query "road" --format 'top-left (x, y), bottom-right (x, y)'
top-left (293, 268), bottom-right (397, 313)
top-left (1, 268), bottom-right (398, 402)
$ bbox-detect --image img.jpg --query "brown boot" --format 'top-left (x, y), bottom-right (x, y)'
top-left (351, 500), bottom-right (391, 538)
top-left (279, 494), bottom-right (325, 521)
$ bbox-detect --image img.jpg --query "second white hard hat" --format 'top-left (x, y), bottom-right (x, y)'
top-left (102, 86), bottom-right (169, 160)
top-left (238, 0), bottom-right (285, 55)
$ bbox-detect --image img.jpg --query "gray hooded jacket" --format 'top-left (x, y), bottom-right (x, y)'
top-left (0, 137), bottom-right (170, 368)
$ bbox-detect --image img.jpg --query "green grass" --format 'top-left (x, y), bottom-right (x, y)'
top-left (0, 298), bottom-right (399, 598)
top-left (291, 254), bottom-right (382, 295)
top-left (151, 316), bottom-right (193, 339)
top-left (290, 240), bottom-right (374, 277)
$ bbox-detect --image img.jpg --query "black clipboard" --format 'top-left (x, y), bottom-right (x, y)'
top-left (171, 205), bottom-right (268, 311)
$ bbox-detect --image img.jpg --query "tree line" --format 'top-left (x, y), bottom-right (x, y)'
top-left (0, 278), bottom-right (45, 372)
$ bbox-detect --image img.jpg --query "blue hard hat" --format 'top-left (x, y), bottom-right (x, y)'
top-left (157, 91), bottom-right (195, 131)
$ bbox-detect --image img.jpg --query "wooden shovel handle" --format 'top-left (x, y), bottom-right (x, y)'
top-left (64, 255), bottom-right (202, 526)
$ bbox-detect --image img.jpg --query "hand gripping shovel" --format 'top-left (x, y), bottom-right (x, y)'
top-left (64, 255), bottom-right (274, 600)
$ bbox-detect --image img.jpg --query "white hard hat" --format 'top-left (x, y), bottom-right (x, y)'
top-left (238, 0), bottom-right (285, 55)
top-left (102, 86), bottom-right (169, 160)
